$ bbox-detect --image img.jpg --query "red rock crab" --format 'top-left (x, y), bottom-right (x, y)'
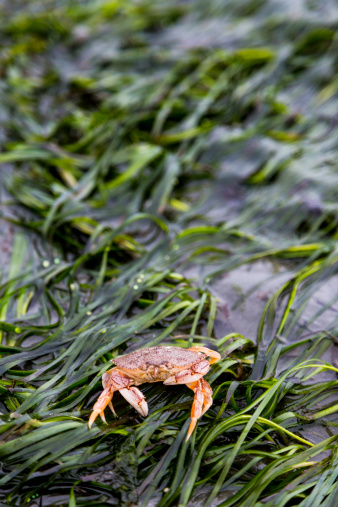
top-left (89, 345), bottom-right (220, 440)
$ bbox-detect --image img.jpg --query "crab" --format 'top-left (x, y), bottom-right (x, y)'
top-left (89, 345), bottom-right (220, 440)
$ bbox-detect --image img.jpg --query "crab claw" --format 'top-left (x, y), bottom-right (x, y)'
top-left (88, 387), bottom-right (112, 428)
top-left (88, 408), bottom-right (106, 428)
top-left (119, 387), bottom-right (148, 417)
top-left (185, 378), bottom-right (214, 441)
top-left (108, 399), bottom-right (117, 416)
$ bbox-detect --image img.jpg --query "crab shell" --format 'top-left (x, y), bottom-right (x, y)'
top-left (112, 346), bottom-right (205, 381)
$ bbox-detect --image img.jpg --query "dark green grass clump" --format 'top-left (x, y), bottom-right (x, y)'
top-left (0, 0), bottom-right (338, 505)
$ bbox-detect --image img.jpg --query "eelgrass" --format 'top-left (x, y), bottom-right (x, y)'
top-left (0, 0), bottom-right (338, 505)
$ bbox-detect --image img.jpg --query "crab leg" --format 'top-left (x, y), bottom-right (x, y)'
top-left (88, 369), bottom-right (132, 428)
top-left (186, 378), bottom-right (213, 441)
top-left (107, 394), bottom-right (117, 416)
top-left (88, 386), bottom-right (113, 427)
top-left (102, 369), bottom-right (117, 416)
top-left (188, 346), bottom-right (221, 364)
top-left (163, 364), bottom-right (214, 441)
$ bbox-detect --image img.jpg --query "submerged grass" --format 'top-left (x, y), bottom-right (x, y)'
top-left (0, 0), bottom-right (338, 505)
